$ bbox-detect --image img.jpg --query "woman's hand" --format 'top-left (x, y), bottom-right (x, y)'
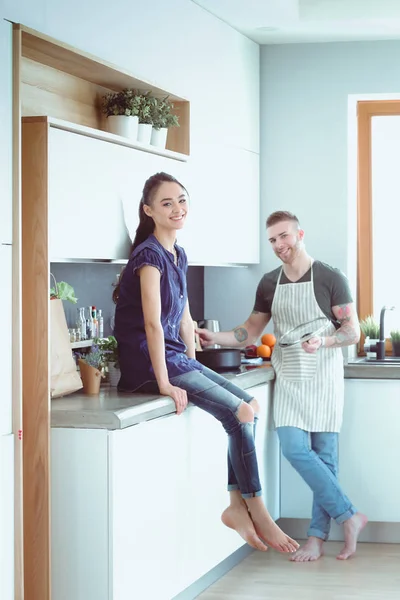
top-left (196, 327), bottom-right (216, 348)
top-left (159, 384), bottom-right (188, 415)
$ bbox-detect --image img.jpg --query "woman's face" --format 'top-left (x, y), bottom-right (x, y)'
top-left (144, 181), bottom-right (188, 232)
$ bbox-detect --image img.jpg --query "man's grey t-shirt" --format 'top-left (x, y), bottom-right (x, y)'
top-left (253, 261), bottom-right (353, 329)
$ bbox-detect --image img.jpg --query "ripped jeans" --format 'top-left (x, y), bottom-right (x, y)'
top-left (137, 366), bottom-right (261, 499)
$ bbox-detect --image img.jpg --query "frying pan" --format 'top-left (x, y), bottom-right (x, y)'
top-left (195, 348), bottom-right (242, 371)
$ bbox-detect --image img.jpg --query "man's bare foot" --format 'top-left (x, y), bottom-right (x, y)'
top-left (221, 504), bottom-right (268, 552)
top-left (251, 515), bottom-right (299, 553)
top-left (290, 536), bottom-right (324, 562)
top-left (336, 512), bottom-right (368, 560)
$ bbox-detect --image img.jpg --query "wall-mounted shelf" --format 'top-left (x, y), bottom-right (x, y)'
top-left (16, 24), bottom-right (190, 157)
top-left (42, 116), bottom-right (189, 162)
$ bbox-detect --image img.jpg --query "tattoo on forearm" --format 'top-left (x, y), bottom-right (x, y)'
top-left (252, 310), bottom-right (260, 315)
top-left (233, 327), bottom-right (248, 343)
top-left (330, 304), bottom-right (360, 348)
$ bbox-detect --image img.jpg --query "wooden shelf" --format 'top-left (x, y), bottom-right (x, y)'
top-left (17, 23), bottom-right (190, 156)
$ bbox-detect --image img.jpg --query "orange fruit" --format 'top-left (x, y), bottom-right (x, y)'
top-left (256, 344), bottom-right (271, 358)
top-left (261, 333), bottom-right (276, 347)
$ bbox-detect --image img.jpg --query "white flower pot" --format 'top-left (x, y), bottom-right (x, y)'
top-left (107, 115), bottom-right (139, 140)
top-left (150, 127), bottom-right (168, 149)
top-left (108, 364), bottom-right (121, 387)
top-left (137, 123), bottom-right (153, 144)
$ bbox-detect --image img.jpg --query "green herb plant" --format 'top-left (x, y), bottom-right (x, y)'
top-left (101, 88), bottom-right (141, 117)
top-left (359, 315), bottom-right (380, 339)
top-left (151, 96), bottom-right (180, 130)
top-left (390, 330), bottom-right (400, 343)
top-left (94, 336), bottom-right (119, 368)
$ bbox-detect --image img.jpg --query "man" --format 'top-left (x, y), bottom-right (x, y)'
top-left (197, 211), bottom-right (367, 562)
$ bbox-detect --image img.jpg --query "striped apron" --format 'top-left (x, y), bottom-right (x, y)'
top-left (271, 265), bottom-right (344, 432)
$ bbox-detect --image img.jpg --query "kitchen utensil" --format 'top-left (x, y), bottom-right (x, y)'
top-left (195, 348), bottom-right (241, 371)
top-left (197, 319), bottom-right (220, 332)
top-left (278, 317), bottom-right (331, 348)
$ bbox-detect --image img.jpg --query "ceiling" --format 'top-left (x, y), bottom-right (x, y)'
top-left (190, 0), bottom-right (400, 44)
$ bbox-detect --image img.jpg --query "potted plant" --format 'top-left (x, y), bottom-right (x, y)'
top-left (78, 342), bottom-right (106, 395)
top-left (360, 315), bottom-right (380, 358)
top-left (150, 96), bottom-right (179, 149)
top-left (96, 336), bottom-right (120, 387)
top-left (137, 91), bottom-right (156, 145)
top-left (101, 88), bottom-right (141, 140)
top-left (390, 330), bottom-right (400, 357)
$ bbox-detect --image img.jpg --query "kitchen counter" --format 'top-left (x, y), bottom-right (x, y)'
top-left (344, 358), bottom-right (400, 380)
top-left (51, 358), bottom-right (400, 431)
top-left (51, 364), bottom-right (275, 430)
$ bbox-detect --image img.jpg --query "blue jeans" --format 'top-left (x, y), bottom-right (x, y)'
top-left (138, 366), bottom-right (262, 499)
top-left (277, 427), bottom-right (357, 541)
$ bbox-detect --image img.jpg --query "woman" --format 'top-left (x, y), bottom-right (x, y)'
top-left (113, 172), bottom-right (299, 554)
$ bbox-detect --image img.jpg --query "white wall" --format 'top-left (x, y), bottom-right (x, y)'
top-left (205, 39), bottom-right (400, 329)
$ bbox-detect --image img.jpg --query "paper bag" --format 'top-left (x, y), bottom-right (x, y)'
top-left (50, 299), bottom-right (83, 398)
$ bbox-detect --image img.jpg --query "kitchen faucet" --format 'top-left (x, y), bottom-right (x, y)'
top-left (376, 305), bottom-right (395, 360)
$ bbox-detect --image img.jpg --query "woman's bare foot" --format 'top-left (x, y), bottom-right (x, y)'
top-left (251, 516), bottom-right (299, 553)
top-left (336, 512), bottom-right (368, 560)
top-left (290, 536), bottom-right (324, 562)
top-left (221, 504), bottom-right (268, 552)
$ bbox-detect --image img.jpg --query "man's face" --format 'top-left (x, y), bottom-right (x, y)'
top-left (267, 220), bottom-right (304, 264)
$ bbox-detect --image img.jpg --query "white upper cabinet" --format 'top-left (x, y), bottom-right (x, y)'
top-left (179, 144), bottom-right (260, 265)
top-left (48, 126), bottom-right (259, 265)
top-left (0, 21), bottom-right (12, 244)
top-left (48, 128), bottom-right (132, 261)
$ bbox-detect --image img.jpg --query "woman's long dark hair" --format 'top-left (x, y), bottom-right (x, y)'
top-left (112, 172), bottom-right (187, 303)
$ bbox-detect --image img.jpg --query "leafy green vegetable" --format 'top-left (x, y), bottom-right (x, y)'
top-left (50, 281), bottom-right (78, 304)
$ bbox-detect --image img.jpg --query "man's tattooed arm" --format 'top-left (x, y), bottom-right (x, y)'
top-left (233, 327), bottom-right (249, 343)
top-left (325, 303), bottom-right (360, 348)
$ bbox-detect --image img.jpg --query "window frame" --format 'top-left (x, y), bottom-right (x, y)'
top-left (357, 100), bottom-right (400, 354)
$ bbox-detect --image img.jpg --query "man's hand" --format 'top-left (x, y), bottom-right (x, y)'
top-left (196, 327), bottom-right (216, 348)
top-left (302, 336), bottom-right (323, 354)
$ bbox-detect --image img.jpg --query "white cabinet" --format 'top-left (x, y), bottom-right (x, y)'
top-left (0, 244), bottom-right (12, 436)
top-left (184, 406), bottom-right (242, 584)
top-left (280, 378), bottom-right (400, 522)
top-left (48, 128), bottom-right (132, 261)
top-left (109, 414), bottom-right (190, 600)
top-left (179, 144), bottom-right (260, 265)
top-left (339, 379), bottom-right (400, 522)
top-left (51, 382), bottom-right (277, 599)
top-left (0, 20), bottom-right (12, 244)
top-left (47, 126), bottom-right (259, 266)
top-left (0, 434), bottom-right (15, 600)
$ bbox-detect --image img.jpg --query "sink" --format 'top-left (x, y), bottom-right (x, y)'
top-left (348, 357), bottom-right (400, 366)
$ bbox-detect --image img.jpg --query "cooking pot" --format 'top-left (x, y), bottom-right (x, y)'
top-left (195, 348), bottom-right (241, 371)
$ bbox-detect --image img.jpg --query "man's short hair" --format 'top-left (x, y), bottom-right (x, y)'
top-left (266, 211), bottom-right (300, 229)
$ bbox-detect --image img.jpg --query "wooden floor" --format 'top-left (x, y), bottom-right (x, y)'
top-left (199, 542), bottom-right (400, 599)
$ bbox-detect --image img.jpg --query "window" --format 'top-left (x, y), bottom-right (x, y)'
top-left (358, 101), bottom-right (400, 347)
